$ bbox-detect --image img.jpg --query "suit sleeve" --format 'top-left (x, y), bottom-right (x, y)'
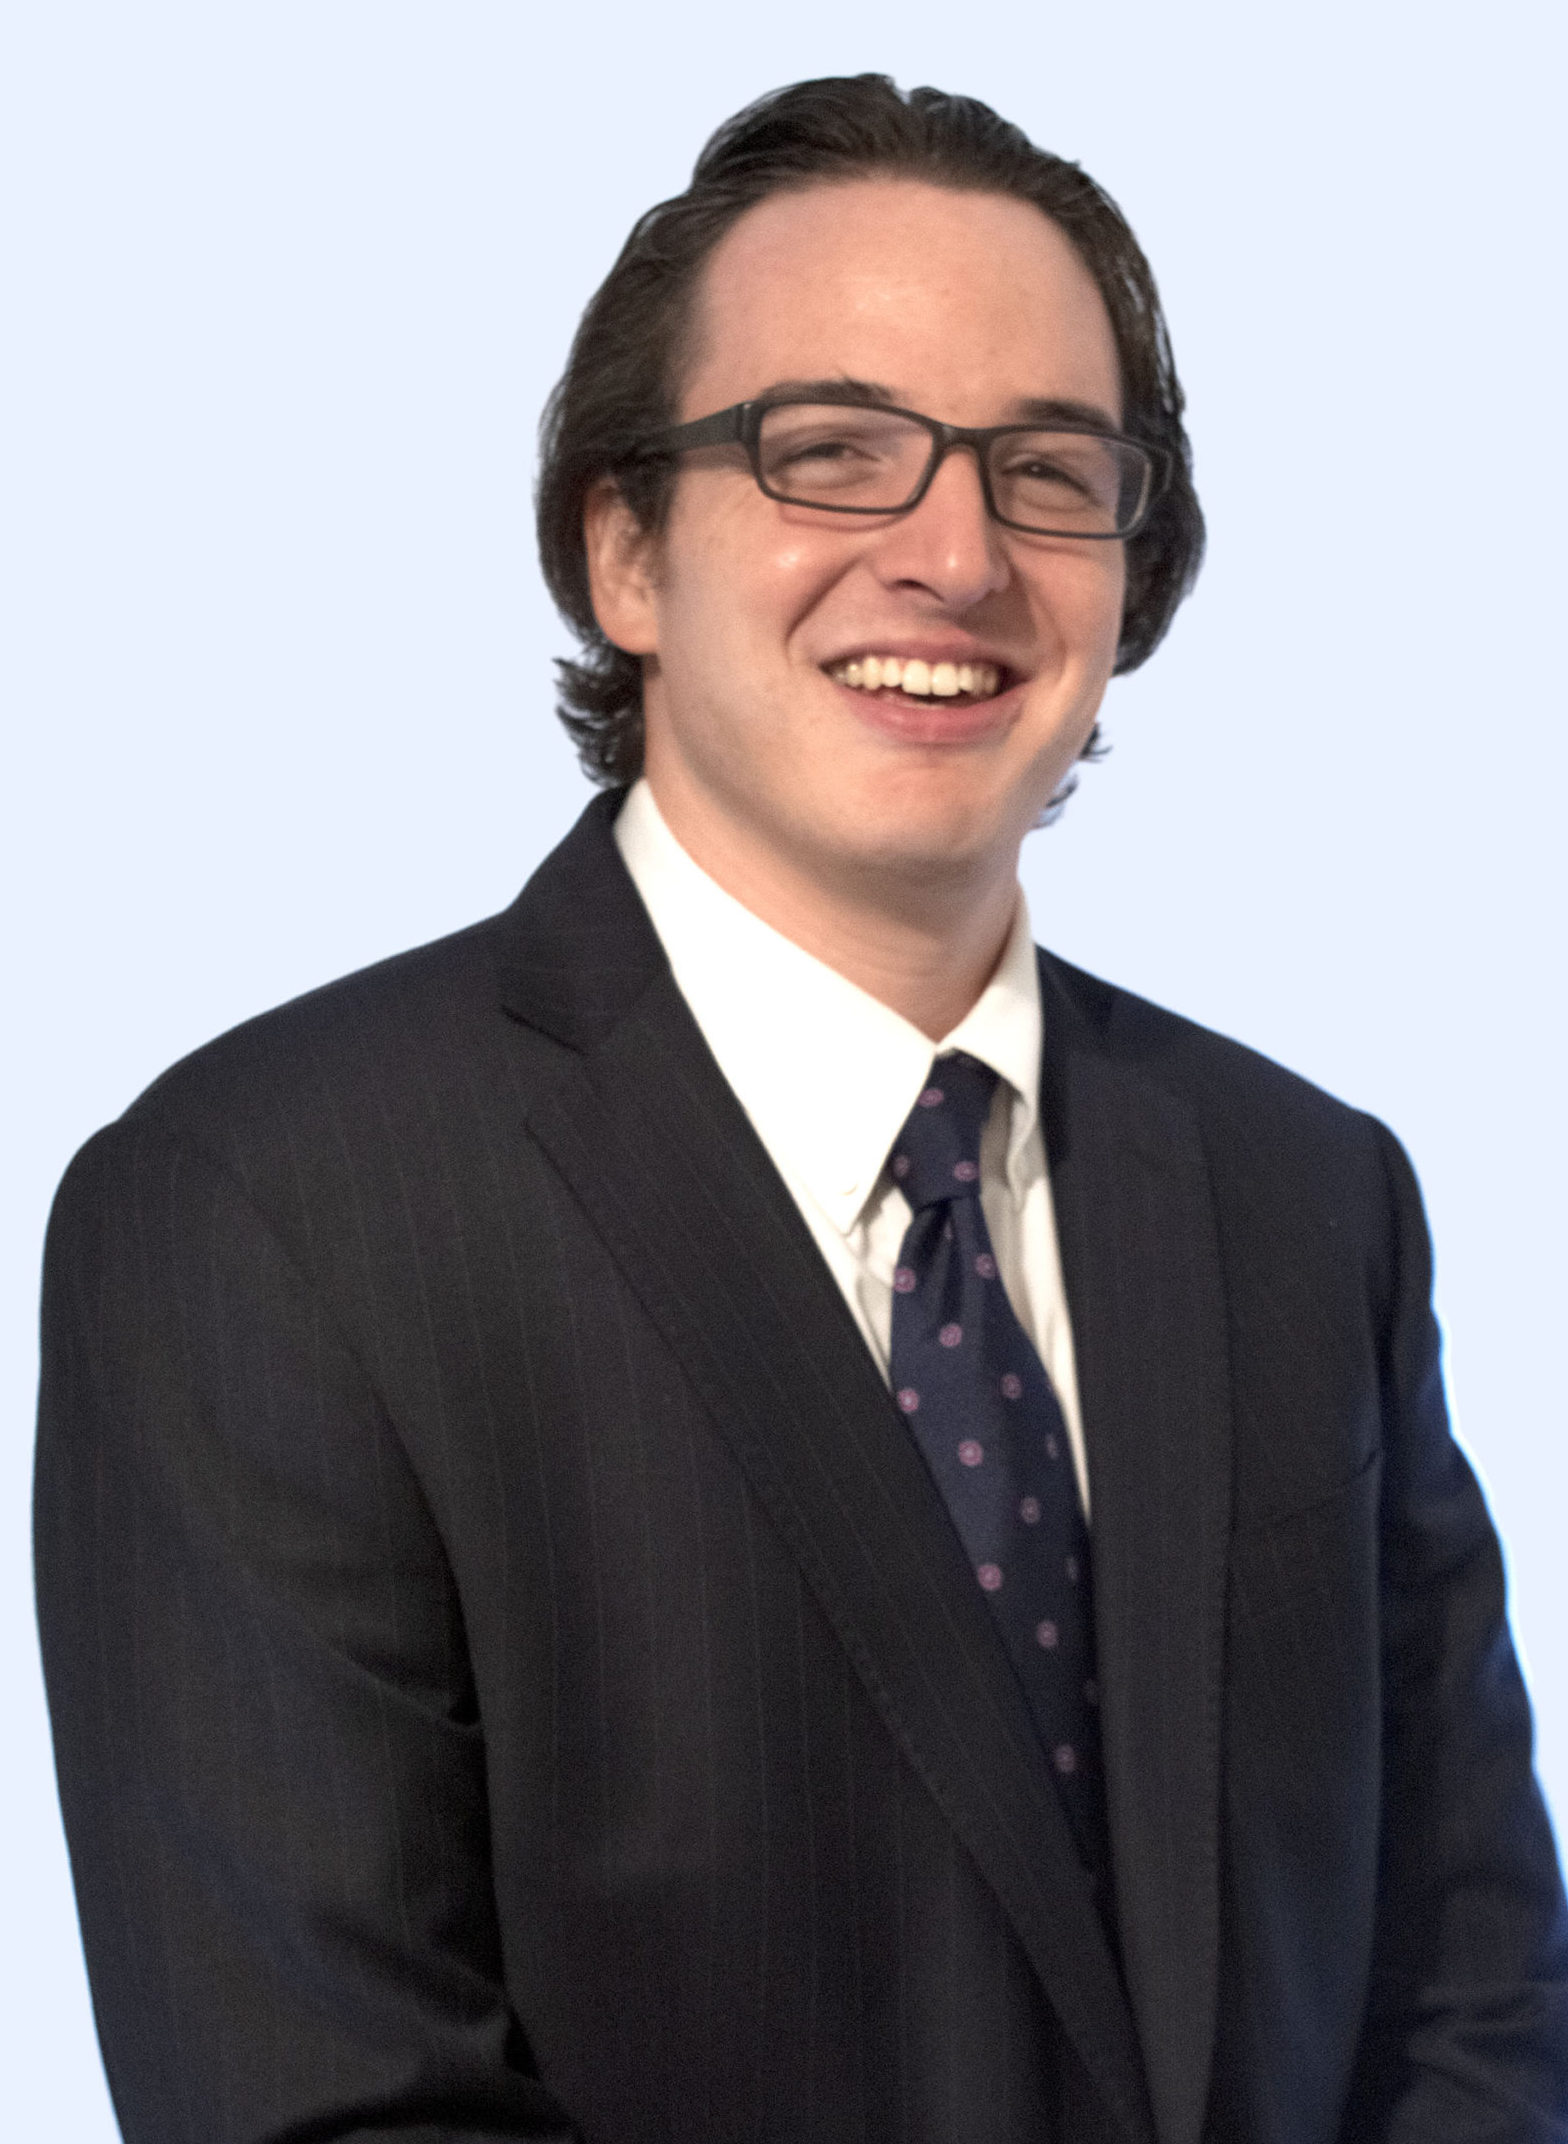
top-left (34, 1114), bottom-right (583, 2144)
top-left (1343, 1122), bottom-right (1568, 2141)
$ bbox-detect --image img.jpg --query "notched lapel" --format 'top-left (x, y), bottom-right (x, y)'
top-left (1042, 954), bottom-right (1233, 2144)
top-left (495, 805), bottom-right (1155, 2144)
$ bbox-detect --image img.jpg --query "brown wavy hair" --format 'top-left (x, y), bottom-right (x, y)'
top-left (536, 74), bottom-right (1205, 786)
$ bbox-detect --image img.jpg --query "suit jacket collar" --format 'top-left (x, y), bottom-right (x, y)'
top-left (497, 795), bottom-right (1230, 2144)
top-left (1039, 955), bottom-right (1232, 2144)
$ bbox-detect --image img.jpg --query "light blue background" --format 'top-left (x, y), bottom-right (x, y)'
top-left (4, 4), bottom-right (1563, 2131)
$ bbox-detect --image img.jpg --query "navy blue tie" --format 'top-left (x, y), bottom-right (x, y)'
top-left (888, 1051), bottom-right (1108, 1874)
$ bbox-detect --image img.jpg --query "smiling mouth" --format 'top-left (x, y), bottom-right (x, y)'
top-left (826, 655), bottom-right (1007, 704)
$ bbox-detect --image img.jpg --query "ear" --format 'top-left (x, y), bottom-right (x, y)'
top-left (583, 479), bottom-right (661, 656)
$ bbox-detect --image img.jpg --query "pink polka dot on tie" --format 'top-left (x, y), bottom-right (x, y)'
top-left (892, 1154), bottom-right (910, 1180)
top-left (977, 1563), bottom-right (1004, 1592)
top-left (1065, 1555), bottom-right (1080, 1583)
top-left (938, 1322), bottom-right (963, 1348)
top-left (974, 1252), bottom-right (997, 1279)
top-left (953, 1159), bottom-right (979, 1183)
top-left (893, 1265), bottom-right (917, 1294)
top-left (1045, 1434), bottom-right (1059, 1460)
top-left (918, 1086), bottom-right (945, 1108)
top-left (958, 1439), bottom-right (984, 1467)
top-left (897, 1387), bottom-right (920, 1414)
top-left (1019, 1496), bottom-right (1041, 1524)
top-left (1053, 1744), bottom-right (1078, 1776)
top-left (1000, 1373), bottom-right (1023, 1400)
top-left (1035, 1619), bottom-right (1059, 1649)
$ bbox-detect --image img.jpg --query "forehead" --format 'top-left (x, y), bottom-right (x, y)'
top-left (680, 177), bottom-right (1123, 425)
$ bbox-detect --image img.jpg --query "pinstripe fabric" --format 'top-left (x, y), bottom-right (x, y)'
top-left (35, 790), bottom-right (1568, 2144)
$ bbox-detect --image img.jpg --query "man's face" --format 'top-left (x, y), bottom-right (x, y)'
top-left (588, 178), bottom-right (1130, 908)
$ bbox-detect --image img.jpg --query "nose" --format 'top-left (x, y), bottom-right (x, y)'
top-left (869, 443), bottom-right (1011, 611)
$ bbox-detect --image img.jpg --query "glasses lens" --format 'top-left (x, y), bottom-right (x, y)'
top-left (989, 432), bottom-right (1152, 536)
top-left (756, 404), bottom-right (932, 508)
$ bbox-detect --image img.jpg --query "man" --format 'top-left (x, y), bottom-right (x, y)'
top-left (36, 74), bottom-right (1568, 2144)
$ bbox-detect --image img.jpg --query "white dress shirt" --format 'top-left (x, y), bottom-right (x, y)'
top-left (614, 778), bottom-right (1088, 1510)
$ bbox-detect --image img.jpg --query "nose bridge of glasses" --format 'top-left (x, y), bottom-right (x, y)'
top-left (915, 421), bottom-right (1008, 525)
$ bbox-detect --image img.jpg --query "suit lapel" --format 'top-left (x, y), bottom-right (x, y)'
top-left (1041, 954), bottom-right (1233, 2144)
top-left (495, 799), bottom-right (1156, 2144)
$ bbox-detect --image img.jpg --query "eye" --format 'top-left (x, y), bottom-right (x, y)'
top-left (756, 406), bottom-right (926, 496)
top-left (997, 448), bottom-right (1096, 497)
top-left (991, 433), bottom-right (1129, 526)
top-left (775, 431), bottom-right (874, 468)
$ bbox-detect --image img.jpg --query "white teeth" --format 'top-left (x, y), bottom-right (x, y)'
top-left (828, 656), bottom-right (1002, 701)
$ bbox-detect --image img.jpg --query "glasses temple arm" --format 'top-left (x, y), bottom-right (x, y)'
top-left (638, 404), bottom-right (751, 456)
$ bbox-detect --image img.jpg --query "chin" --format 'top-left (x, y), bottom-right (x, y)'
top-left (820, 800), bottom-right (1024, 892)
top-left (833, 765), bottom-right (1062, 873)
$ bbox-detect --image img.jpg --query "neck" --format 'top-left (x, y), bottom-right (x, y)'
top-left (643, 776), bottom-right (1020, 1043)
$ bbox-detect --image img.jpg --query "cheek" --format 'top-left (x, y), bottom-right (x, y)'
top-left (1036, 547), bottom-right (1127, 669)
top-left (726, 515), bottom-right (851, 613)
top-left (677, 479), bottom-right (865, 628)
top-left (658, 501), bottom-right (815, 654)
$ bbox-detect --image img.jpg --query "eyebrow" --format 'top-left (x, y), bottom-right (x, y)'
top-left (754, 379), bottom-right (1123, 432)
top-left (1009, 395), bottom-right (1123, 433)
top-left (759, 376), bottom-right (899, 406)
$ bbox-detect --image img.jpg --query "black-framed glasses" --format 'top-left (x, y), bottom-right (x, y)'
top-left (636, 397), bottom-right (1166, 540)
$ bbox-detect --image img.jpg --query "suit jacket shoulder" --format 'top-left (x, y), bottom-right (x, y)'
top-left (1038, 945), bottom-right (1404, 1345)
top-left (1040, 945), bottom-right (1384, 1158)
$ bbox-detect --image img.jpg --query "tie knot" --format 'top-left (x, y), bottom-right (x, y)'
top-left (888, 1052), bottom-right (1000, 1211)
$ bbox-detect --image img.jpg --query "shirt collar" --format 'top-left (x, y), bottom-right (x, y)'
top-left (614, 778), bottom-right (1043, 1235)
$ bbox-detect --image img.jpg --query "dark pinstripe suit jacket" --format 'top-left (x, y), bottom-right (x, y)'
top-left (36, 792), bottom-right (1568, 2144)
